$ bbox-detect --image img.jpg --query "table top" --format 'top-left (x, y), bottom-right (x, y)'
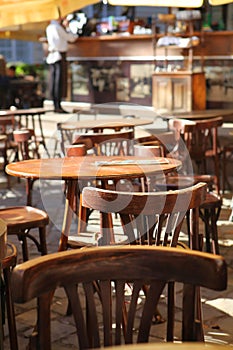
top-left (6, 156), bottom-right (181, 181)
top-left (0, 107), bottom-right (52, 117)
top-left (59, 118), bottom-right (154, 131)
top-left (173, 109), bottom-right (233, 123)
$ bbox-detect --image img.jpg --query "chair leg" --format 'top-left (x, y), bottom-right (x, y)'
top-left (3, 268), bottom-right (18, 350)
top-left (18, 234), bottom-right (29, 261)
top-left (26, 179), bottom-right (34, 206)
top-left (39, 227), bottom-right (47, 256)
top-left (199, 205), bottom-right (221, 255)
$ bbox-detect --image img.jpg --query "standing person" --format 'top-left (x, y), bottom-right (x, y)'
top-left (46, 17), bottom-right (78, 113)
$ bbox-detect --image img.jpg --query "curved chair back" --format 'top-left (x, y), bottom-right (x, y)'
top-left (168, 117), bottom-right (223, 193)
top-left (82, 182), bottom-right (207, 249)
top-left (12, 245), bottom-right (227, 348)
top-left (73, 129), bottom-right (134, 156)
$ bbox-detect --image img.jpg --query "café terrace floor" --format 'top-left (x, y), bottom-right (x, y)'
top-left (1, 103), bottom-right (233, 349)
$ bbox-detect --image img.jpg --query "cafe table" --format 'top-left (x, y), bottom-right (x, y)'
top-left (173, 109), bottom-right (233, 123)
top-left (6, 155), bottom-right (181, 251)
top-left (58, 117), bottom-right (154, 132)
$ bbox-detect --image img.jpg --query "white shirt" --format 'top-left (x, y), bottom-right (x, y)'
top-left (46, 20), bottom-right (78, 53)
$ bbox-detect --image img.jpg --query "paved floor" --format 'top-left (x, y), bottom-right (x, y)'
top-left (1, 105), bottom-right (233, 349)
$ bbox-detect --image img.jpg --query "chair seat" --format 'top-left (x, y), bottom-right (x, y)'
top-left (0, 206), bottom-right (49, 261)
top-left (0, 206), bottom-right (49, 232)
top-left (200, 192), bottom-right (222, 209)
top-left (68, 232), bottom-right (129, 248)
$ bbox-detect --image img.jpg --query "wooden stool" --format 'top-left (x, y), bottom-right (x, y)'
top-left (13, 129), bottom-right (40, 206)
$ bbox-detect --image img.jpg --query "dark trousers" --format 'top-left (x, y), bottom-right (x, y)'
top-left (49, 53), bottom-right (67, 110)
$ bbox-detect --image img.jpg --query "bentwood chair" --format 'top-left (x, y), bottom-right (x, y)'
top-left (72, 129), bottom-right (134, 156)
top-left (0, 117), bottom-right (18, 187)
top-left (137, 125), bottom-right (222, 254)
top-left (13, 129), bottom-right (40, 206)
top-left (166, 118), bottom-right (223, 254)
top-left (11, 246), bottom-right (227, 349)
top-left (81, 183), bottom-right (207, 250)
top-left (168, 117), bottom-right (223, 194)
top-left (0, 129), bottom-right (49, 262)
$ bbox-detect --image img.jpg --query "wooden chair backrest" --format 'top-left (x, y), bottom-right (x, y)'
top-left (134, 131), bottom-right (176, 156)
top-left (13, 129), bottom-right (31, 160)
top-left (168, 117), bottom-right (223, 158)
top-left (82, 182), bottom-right (207, 249)
top-left (65, 144), bottom-right (87, 157)
top-left (134, 143), bottom-right (164, 157)
top-left (168, 117), bottom-right (223, 192)
top-left (73, 129), bottom-right (134, 156)
top-left (0, 116), bottom-right (15, 133)
top-left (12, 246), bottom-right (227, 349)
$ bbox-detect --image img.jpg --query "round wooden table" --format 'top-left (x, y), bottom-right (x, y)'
top-left (58, 117), bottom-right (154, 132)
top-left (6, 156), bottom-right (181, 251)
top-left (173, 109), bottom-right (233, 123)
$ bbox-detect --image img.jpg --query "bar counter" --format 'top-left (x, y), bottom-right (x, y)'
top-left (66, 31), bottom-right (233, 60)
top-left (43, 31), bottom-right (233, 108)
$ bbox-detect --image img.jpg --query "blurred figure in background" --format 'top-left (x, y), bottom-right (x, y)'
top-left (6, 65), bottom-right (18, 80)
top-left (46, 16), bottom-right (78, 113)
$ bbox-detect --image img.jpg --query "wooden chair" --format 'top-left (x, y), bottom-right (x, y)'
top-left (13, 129), bottom-right (40, 206)
top-left (73, 129), bottom-right (135, 156)
top-left (166, 118), bottom-right (223, 254)
top-left (11, 246), bottom-right (227, 349)
top-left (56, 121), bottom-right (132, 156)
top-left (168, 117), bottom-right (223, 194)
top-left (13, 129), bottom-right (40, 160)
top-left (139, 127), bottom-right (222, 254)
top-left (81, 182), bottom-right (207, 250)
top-left (0, 117), bottom-right (18, 187)
top-left (1, 130), bottom-right (48, 262)
top-left (57, 122), bottom-right (90, 156)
